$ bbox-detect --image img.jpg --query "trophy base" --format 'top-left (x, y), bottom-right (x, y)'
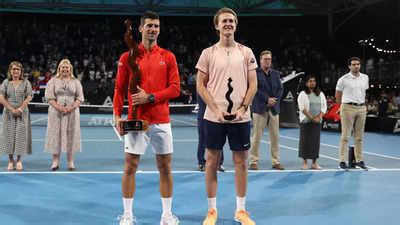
top-left (224, 115), bottom-right (236, 121)
top-left (122, 120), bottom-right (149, 131)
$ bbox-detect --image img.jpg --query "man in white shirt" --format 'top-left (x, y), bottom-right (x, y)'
top-left (335, 57), bottom-right (369, 169)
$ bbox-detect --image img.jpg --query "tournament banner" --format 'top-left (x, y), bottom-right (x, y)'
top-left (280, 71), bottom-right (304, 128)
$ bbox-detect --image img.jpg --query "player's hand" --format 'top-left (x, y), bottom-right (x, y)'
top-left (132, 86), bottom-right (149, 105)
top-left (115, 116), bottom-right (127, 136)
top-left (214, 110), bottom-right (227, 122)
top-left (232, 106), bottom-right (246, 122)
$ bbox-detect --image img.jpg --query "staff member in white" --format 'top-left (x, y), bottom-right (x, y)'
top-left (335, 57), bottom-right (369, 169)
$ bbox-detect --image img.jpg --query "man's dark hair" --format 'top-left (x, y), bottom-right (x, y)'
top-left (348, 57), bottom-right (361, 66)
top-left (140, 11), bottom-right (159, 25)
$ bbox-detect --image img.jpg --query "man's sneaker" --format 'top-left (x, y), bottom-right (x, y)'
top-left (118, 214), bottom-right (136, 225)
top-left (348, 161), bottom-right (356, 169)
top-left (356, 161), bottom-right (368, 170)
top-left (249, 163), bottom-right (258, 170)
top-left (198, 164), bottom-right (205, 172)
top-left (272, 163), bottom-right (285, 170)
top-left (202, 208), bottom-right (217, 225)
top-left (160, 214), bottom-right (179, 225)
top-left (339, 162), bottom-right (348, 170)
top-left (218, 164), bottom-right (225, 172)
top-left (234, 210), bottom-right (255, 225)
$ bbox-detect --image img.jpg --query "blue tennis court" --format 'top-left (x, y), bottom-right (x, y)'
top-left (1, 113), bottom-right (400, 225)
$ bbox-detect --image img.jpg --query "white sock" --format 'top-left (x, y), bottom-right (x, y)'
top-left (236, 196), bottom-right (246, 211)
top-left (123, 197), bottom-right (133, 217)
top-left (161, 197), bottom-right (172, 217)
top-left (207, 197), bottom-right (217, 210)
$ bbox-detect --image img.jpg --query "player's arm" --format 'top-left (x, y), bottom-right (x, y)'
top-left (196, 69), bottom-right (225, 122)
top-left (150, 53), bottom-right (180, 103)
top-left (233, 69), bottom-right (257, 120)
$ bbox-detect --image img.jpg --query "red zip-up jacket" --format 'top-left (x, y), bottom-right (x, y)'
top-left (113, 43), bottom-right (180, 124)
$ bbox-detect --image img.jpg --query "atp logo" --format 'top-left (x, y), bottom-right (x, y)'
top-left (103, 96), bottom-right (113, 106)
top-left (283, 91), bottom-right (294, 102)
top-left (394, 119), bottom-right (400, 133)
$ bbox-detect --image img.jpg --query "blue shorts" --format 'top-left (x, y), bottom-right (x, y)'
top-left (205, 120), bottom-right (251, 151)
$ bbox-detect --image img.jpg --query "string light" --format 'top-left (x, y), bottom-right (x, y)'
top-left (359, 38), bottom-right (399, 54)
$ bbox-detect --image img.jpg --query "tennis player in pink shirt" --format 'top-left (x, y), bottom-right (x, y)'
top-left (196, 7), bottom-right (258, 225)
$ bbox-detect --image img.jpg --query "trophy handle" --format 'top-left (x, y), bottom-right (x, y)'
top-left (225, 77), bottom-right (234, 113)
top-left (124, 19), bottom-right (143, 120)
top-left (224, 77), bottom-right (236, 121)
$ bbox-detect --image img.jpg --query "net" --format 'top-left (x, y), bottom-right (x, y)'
top-left (0, 103), bottom-right (198, 127)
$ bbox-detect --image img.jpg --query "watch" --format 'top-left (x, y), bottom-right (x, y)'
top-left (148, 94), bottom-right (155, 103)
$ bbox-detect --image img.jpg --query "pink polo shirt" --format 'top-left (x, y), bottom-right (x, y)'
top-left (196, 42), bottom-right (257, 123)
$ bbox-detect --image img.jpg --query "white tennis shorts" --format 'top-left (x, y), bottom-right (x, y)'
top-left (124, 123), bottom-right (173, 155)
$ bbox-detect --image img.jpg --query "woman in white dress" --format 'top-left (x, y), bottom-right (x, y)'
top-left (45, 59), bottom-right (84, 171)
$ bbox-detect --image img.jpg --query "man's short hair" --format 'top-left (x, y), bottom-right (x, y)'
top-left (348, 56), bottom-right (361, 65)
top-left (260, 50), bottom-right (272, 58)
top-left (140, 11), bottom-right (159, 25)
top-left (213, 7), bottom-right (238, 26)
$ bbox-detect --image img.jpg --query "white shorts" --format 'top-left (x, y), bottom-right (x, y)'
top-left (124, 123), bottom-right (173, 155)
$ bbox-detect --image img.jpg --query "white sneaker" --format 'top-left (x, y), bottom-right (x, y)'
top-left (160, 214), bottom-right (179, 225)
top-left (118, 214), bottom-right (136, 225)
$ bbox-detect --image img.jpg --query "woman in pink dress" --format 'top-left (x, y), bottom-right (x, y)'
top-left (45, 59), bottom-right (84, 171)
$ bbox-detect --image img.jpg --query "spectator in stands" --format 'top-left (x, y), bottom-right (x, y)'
top-left (378, 90), bottom-right (389, 117)
top-left (394, 91), bottom-right (400, 114)
top-left (395, 91), bottom-right (400, 108)
top-left (44, 59), bottom-right (84, 171)
top-left (388, 96), bottom-right (397, 115)
top-left (249, 50), bottom-right (284, 170)
top-left (297, 75), bottom-right (327, 169)
top-left (366, 95), bottom-right (378, 115)
top-left (0, 61), bottom-right (32, 171)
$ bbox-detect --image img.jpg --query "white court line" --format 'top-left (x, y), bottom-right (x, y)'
top-left (31, 138), bottom-right (199, 142)
top-left (277, 134), bottom-right (400, 161)
top-left (171, 118), bottom-right (197, 126)
top-left (32, 138), bottom-right (120, 142)
top-left (112, 126), bottom-right (123, 141)
top-left (260, 140), bottom-right (340, 163)
top-left (31, 116), bottom-right (48, 124)
top-left (258, 140), bottom-right (380, 169)
top-left (179, 116), bottom-right (197, 122)
top-left (30, 137), bottom-right (380, 168)
top-left (261, 140), bottom-right (378, 169)
top-left (1, 168), bottom-right (400, 175)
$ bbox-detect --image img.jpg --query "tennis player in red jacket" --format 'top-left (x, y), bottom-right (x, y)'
top-left (113, 11), bottom-right (180, 225)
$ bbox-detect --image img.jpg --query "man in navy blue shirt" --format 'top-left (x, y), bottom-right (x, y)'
top-left (249, 50), bottom-right (284, 170)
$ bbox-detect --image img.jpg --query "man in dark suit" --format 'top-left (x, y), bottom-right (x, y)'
top-left (249, 50), bottom-right (284, 170)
